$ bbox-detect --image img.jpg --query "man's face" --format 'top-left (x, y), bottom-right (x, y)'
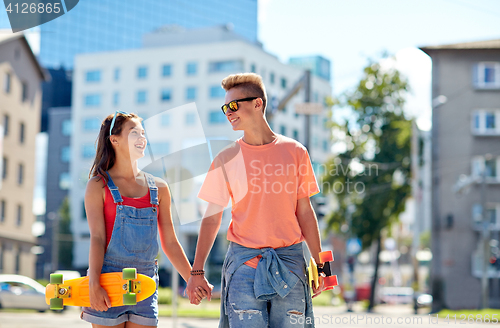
top-left (224, 87), bottom-right (256, 131)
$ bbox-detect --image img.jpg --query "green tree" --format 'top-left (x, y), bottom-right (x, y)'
top-left (322, 57), bottom-right (412, 311)
top-left (58, 197), bottom-right (73, 269)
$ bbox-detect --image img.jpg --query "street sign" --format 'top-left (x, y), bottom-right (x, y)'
top-left (294, 102), bottom-right (323, 115)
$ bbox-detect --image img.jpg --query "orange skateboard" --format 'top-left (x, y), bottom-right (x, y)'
top-left (45, 268), bottom-right (156, 310)
top-left (307, 251), bottom-right (339, 291)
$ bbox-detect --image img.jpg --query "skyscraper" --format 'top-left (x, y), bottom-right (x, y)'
top-left (1, 0), bottom-right (258, 68)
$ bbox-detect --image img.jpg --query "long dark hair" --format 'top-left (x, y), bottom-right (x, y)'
top-left (89, 112), bottom-right (142, 185)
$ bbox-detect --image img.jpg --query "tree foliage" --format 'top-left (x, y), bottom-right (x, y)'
top-left (322, 58), bottom-right (413, 248)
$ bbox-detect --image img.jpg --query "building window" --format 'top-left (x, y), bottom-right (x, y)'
top-left (136, 90), bottom-right (147, 104)
top-left (185, 113), bottom-right (196, 125)
top-left (3, 115), bottom-right (9, 136)
top-left (323, 140), bottom-right (329, 152)
top-left (114, 68), bottom-right (120, 81)
top-left (0, 200), bottom-right (5, 223)
top-left (208, 60), bottom-right (243, 73)
top-left (2, 157), bottom-right (7, 180)
top-left (293, 129), bottom-right (299, 140)
top-left (85, 70), bottom-right (101, 82)
top-left (16, 205), bottom-right (22, 226)
top-left (83, 118), bottom-right (101, 131)
top-left (250, 64), bottom-right (256, 73)
top-left (84, 94), bottom-right (101, 107)
top-left (162, 64), bottom-right (172, 77)
top-left (161, 114), bottom-right (170, 126)
top-left (280, 125), bottom-right (286, 136)
top-left (82, 144), bottom-right (96, 158)
top-left (209, 111), bottom-right (226, 124)
top-left (61, 146), bottom-right (71, 163)
top-left (59, 172), bottom-right (71, 190)
top-left (4, 73), bottom-right (11, 93)
top-left (209, 86), bottom-right (225, 98)
top-left (186, 62), bottom-right (197, 76)
top-left (161, 88), bottom-right (172, 102)
top-left (472, 156), bottom-right (500, 180)
top-left (61, 119), bottom-right (72, 136)
top-left (474, 62), bottom-right (500, 89)
top-left (149, 142), bottom-right (170, 157)
top-left (19, 122), bottom-right (25, 144)
top-left (186, 87), bottom-right (196, 100)
top-left (281, 77), bottom-right (287, 89)
top-left (270, 72), bottom-right (275, 84)
top-left (113, 92), bottom-right (120, 106)
top-left (137, 66), bottom-right (148, 79)
top-left (18, 163), bottom-right (23, 185)
top-left (472, 204), bottom-right (500, 228)
top-left (472, 110), bottom-right (500, 135)
top-left (82, 201), bottom-right (86, 220)
top-left (21, 82), bottom-right (28, 102)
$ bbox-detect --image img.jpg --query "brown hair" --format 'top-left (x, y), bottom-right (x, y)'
top-left (221, 73), bottom-right (267, 113)
top-left (89, 112), bottom-right (142, 185)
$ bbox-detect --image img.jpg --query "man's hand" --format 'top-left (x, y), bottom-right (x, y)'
top-left (186, 275), bottom-right (213, 304)
top-left (312, 275), bottom-right (327, 298)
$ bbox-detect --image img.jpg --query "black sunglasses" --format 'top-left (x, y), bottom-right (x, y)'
top-left (221, 97), bottom-right (259, 115)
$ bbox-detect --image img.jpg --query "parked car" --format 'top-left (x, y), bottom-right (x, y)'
top-left (0, 274), bottom-right (49, 312)
top-left (379, 287), bottom-right (414, 304)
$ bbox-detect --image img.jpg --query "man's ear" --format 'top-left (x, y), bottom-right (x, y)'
top-left (255, 98), bottom-right (263, 110)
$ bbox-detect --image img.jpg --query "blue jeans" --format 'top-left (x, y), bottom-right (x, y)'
top-left (227, 264), bottom-right (306, 328)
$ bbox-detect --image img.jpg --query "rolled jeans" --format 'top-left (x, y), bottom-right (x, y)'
top-left (227, 264), bottom-right (306, 328)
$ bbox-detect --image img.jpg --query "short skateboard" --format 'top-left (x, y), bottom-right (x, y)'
top-left (45, 268), bottom-right (156, 310)
top-left (307, 251), bottom-right (338, 291)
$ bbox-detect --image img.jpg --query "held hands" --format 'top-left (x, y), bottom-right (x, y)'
top-left (89, 282), bottom-right (111, 312)
top-left (185, 275), bottom-right (214, 305)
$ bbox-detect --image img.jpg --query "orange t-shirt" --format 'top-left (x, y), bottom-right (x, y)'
top-left (198, 134), bottom-right (320, 268)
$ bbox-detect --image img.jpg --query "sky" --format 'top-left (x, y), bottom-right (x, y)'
top-left (257, 0), bottom-right (500, 130)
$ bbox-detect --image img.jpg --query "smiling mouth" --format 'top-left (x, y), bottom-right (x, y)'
top-left (229, 117), bottom-right (239, 124)
top-left (135, 144), bottom-right (145, 150)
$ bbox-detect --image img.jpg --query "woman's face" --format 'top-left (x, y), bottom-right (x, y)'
top-left (115, 118), bottom-right (146, 161)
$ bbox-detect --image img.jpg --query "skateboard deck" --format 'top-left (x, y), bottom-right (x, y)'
top-left (307, 251), bottom-right (339, 291)
top-left (45, 268), bottom-right (156, 310)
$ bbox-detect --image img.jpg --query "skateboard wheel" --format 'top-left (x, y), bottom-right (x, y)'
top-left (324, 275), bottom-right (338, 287)
top-left (50, 298), bottom-right (64, 310)
top-left (122, 268), bottom-right (137, 280)
top-left (123, 293), bottom-right (137, 305)
top-left (50, 273), bottom-right (63, 285)
top-left (319, 251), bottom-right (333, 263)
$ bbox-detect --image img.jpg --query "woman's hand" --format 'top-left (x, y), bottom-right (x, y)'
top-left (89, 282), bottom-right (111, 312)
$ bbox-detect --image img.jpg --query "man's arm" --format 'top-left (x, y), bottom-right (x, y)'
top-left (185, 202), bottom-right (224, 303)
top-left (296, 196), bottom-right (327, 297)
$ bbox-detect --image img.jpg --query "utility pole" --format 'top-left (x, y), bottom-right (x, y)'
top-left (480, 161), bottom-right (490, 309)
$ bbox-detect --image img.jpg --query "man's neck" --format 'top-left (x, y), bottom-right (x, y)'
top-left (242, 120), bottom-right (276, 146)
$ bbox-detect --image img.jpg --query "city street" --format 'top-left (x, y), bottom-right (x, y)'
top-left (0, 305), bottom-right (492, 328)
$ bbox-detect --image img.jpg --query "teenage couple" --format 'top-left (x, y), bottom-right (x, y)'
top-left (83, 73), bottom-right (327, 328)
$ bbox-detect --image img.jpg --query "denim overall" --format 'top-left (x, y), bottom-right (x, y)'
top-left (81, 172), bottom-right (160, 327)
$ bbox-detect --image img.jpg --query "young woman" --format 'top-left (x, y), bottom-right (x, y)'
top-left (82, 111), bottom-right (208, 328)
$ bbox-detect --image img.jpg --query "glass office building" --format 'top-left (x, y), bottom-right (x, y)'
top-left (0, 0), bottom-right (258, 68)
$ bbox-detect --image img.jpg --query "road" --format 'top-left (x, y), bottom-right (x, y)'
top-left (0, 305), bottom-right (492, 327)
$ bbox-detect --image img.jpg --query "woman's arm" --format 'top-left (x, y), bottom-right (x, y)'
top-left (85, 176), bottom-right (111, 311)
top-left (155, 178), bottom-right (211, 303)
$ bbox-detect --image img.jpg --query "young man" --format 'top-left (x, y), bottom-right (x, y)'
top-left (186, 73), bottom-right (326, 327)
